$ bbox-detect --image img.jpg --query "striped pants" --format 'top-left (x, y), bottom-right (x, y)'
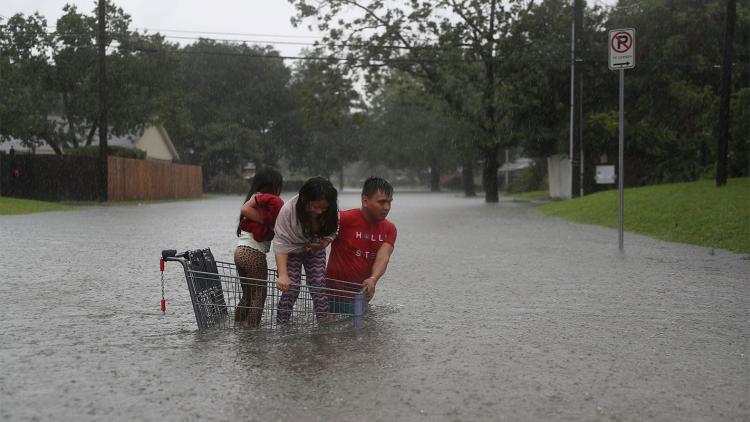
top-left (276, 250), bottom-right (329, 323)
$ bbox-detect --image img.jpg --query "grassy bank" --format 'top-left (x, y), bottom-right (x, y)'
top-left (538, 178), bottom-right (750, 254)
top-left (1, 194), bottom-right (219, 215)
top-left (63, 194), bottom-right (219, 207)
top-left (510, 190), bottom-right (550, 201)
top-left (0, 197), bottom-right (75, 215)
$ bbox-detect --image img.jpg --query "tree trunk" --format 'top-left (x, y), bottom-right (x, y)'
top-left (86, 122), bottom-right (98, 146)
top-left (716, 0), bottom-right (735, 187)
top-left (61, 93), bottom-right (80, 149)
top-left (68, 121), bottom-right (79, 149)
top-left (483, 144), bottom-right (499, 203)
top-left (572, 0), bottom-right (584, 197)
top-left (97, 0), bottom-right (108, 202)
top-left (462, 155), bottom-right (476, 197)
top-left (429, 165), bottom-right (441, 192)
top-left (47, 139), bottom-right (64, 155)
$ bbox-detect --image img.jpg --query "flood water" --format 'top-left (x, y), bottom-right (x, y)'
top-left (1, 192), bottom-right (748, 421)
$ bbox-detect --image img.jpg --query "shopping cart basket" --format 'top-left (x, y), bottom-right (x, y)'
top-left (159, 248), bottom-right (368, 330)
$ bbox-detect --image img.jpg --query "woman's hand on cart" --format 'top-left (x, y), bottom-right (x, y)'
top-left (276, 274), bottom-right (293, 292)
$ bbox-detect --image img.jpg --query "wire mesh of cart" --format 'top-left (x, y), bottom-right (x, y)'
top-left (159, 248), bottom-right (368, 330)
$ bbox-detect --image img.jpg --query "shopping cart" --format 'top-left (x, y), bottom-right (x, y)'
top-left (159, 248), bottom-right (368, 330)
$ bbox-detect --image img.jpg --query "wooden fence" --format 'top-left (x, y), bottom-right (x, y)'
top-left (0, 153), bottom-right (202, 201)
top-left (0, 154), bottom-right (100, 201)
top-left (108, 156), bottom-right (202, 201)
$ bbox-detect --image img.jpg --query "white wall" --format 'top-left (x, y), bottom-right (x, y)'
top-left (136, 127), bottom-right (173, 161)
top-left (547, 155), bottom-right (572, 199)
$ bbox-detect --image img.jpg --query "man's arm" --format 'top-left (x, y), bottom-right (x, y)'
top-left (363, 242), bottom-right (394, 301)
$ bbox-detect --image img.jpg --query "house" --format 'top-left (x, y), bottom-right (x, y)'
top-left (240, 161), bottom-right (256, 180)
top-left (0, 125), bottom-right (179, 162)
top-left (498, 157), bottom-right (533, 187)
top-left (122, 126), bottom-right (180, 162)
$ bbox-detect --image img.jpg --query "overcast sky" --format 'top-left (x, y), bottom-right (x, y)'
top-left (2, 1), bottom-right (618, 58)
top-left (0, 1), bottom-right (324, 57)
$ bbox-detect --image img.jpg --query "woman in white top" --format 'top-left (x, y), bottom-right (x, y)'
top-left (234, 167), bottom-right (283, 327)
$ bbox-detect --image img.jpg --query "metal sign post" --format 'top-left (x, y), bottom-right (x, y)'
top-left (609, 28), bottom-right (635, 251)
top-left (618, 69), bottom-right (625, 251)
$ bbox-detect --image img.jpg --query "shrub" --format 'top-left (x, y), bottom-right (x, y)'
top-left (442, 175), bottom-right (463, 191)
top-left (67, 145), bottom-right (146, 159)
top-left (282, 179), bottom-right (307, 192)
top-left (206, 173), bottom-right (250, 194)
top-left (507, 159), bottom-right (547, 193)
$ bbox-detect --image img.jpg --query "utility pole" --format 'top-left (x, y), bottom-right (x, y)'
top-left (569, 21), bottom-right (575, 199)
top-left (571, 0), bottom-right (584, 198)
top-left (716, 0), bottom-right (736, 187)
top-left (97, 0), bottom-right (108, 202)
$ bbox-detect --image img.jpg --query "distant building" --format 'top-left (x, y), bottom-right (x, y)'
top-left (240, 161), bottom-right (256, 180)
top-left (0, 125), bottom-right (179, 163)
top-left (498, 157), bottom-right (533, 188)
top-left (498, 157), bottom-right (533, 173)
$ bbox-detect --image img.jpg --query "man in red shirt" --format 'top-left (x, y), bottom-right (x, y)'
top-left (325, 177), bottom-right (397, 310)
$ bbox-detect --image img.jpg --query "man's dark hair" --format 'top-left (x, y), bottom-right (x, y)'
top-left (362, 177), bottom-right (393, 198)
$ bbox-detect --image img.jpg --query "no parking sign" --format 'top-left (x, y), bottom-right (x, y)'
top-left (609, 28), bottom-right (636, 70)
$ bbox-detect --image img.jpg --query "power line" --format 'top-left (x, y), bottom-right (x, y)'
top-left (135, 34), bottom-right (323, 47)
top-left (118, 43), bottom-right (494, 65)
top-left (49, 30), bottom-right (322, 47)
top-left (121, 43), bottom-right (739, 70)
top-left (47, 24), bottom-right (325, 40)
top-left (134, 33), bottom-right (475, 51)
top-left (132, 27), bottom-right (323, 40)
top-left (35, 37), bottom-right (735, 70)
top-left (22, 27), bottom-right (741, 69)
top-left (47, 29), bottom-right (475, 52)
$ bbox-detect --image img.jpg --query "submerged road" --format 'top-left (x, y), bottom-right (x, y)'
top-left (1, 192), bottom-right (747, 421)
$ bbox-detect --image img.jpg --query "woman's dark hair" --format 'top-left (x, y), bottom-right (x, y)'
top-left (295, 177), bottom-right (338, 238)
top-left (236, 167), bottom-right (283, 237)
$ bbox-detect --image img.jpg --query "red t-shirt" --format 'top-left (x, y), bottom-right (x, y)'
top-left (325, 209), bottom-right (397, 296)
top-left (239, 193), bottom-right (284, 242)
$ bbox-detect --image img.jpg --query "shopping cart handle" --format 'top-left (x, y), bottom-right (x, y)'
top-left (161, 249), bottom-right (178, 259)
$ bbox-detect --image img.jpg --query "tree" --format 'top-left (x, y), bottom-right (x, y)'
top-left (114, 33), bottom-right (185, 137)
top-left (50, 2), bottom-right (152, 152)
top-left (605, 0), bottom-right (749, 185)
top-left (289, 0), bottom-right (539, 202)
top-left (0, 13), bottom-right (58, 151)
top-left (363, 73), bottom-right (464, 191)
top-left (716, 0), bottom-right (736, 186)
top-left (503, 0), bottom-right (578, 159)
top-left (166, 40), bottom-right (296, 181)
top-left (285, 54), bottom-right (363, 186)
top-left (0, 3), bottom-right (179, 154)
